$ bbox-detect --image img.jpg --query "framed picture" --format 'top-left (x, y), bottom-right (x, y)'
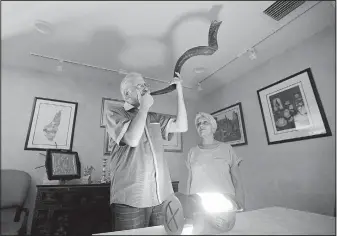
top-left (45, 149), bottom-right (81, 180)
top-left (162, 113), bottom-right (183, 152)
top-left (100, 98), bottom-right (124, 127)
top-left (211, 102), bottom-right (248, 146)
top-left (103, 129), bottom-right (114, 156)
top-left (257, 68), bottom-right (331, 145)
top-left (24, 97), bottom-right (78, 151)
top-left (100, 98), bottom-right (124, 155)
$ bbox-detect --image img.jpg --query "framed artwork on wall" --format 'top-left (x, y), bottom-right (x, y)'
top-left (257, 68), bottom-right (331, 145)
top-left (211, 102), bottom-right (248, 146)
top-left (24, 97), bottom-right (78, 151)
top-left (100, 98), bottom-right (124, 155)
top-left (100, 98), bottom-right (124, 127)
top-left (161, 114), bottom-right (183, 153)
top-left (45, 149), bottom-right (81, 180)
top-left (103, 129), bottom-right (114, 156)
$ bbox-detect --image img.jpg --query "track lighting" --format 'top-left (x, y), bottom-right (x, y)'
top-left (118, 69), bottom-right (128, 75)
top-left (56, 60), bottom-right (63, 72)
top-left (248, 48), bottom-right (257, 60)
top-left (197, 82), bottom-right (203, 91)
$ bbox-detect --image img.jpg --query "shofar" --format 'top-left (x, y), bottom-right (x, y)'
top-left (150, 20), bottom-right (222, 95)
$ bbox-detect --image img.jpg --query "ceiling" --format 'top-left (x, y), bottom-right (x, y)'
top-left (1, 1), bottom-right (336, 97)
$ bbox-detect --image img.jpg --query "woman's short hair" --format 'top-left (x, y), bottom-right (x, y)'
top-left (195, 112), bottom-right (218, 133)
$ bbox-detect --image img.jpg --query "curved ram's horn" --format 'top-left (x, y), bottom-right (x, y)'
top-left (150, 20), bottom-right (222, 96)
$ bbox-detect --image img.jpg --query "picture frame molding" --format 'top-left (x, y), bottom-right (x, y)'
top-left (160, 113), bottom-right (183, 153)
top-left (103, 129), bottom-right (113, 156)
top-left (45, 149), bottom-right (81, 180)
top-left (100, 98), bottom-right (124, 155)
top-left (211, 102), bottom-right (248, 147)
top-left (100, 97), bottom-right (124, 128)
top-left (256, 68), bottom-right (332, 145)
top-left (24, 97), bottom-right (78, 151)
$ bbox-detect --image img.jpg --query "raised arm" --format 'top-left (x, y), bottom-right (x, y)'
top-left (106, 92), bottom-right (153, 147)
top-left (167, 73), bottom-right (188, 133)
top-left (123, 92), bottom-right (153, 147)
top-left (186, 150), bottom-right (193, 195)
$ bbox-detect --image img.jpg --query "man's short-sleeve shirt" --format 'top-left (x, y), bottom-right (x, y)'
top-left (105, 104), bottom-right (175, 208)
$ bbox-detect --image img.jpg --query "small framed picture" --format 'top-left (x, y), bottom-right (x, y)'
top-left (211, 102), bottom-right (248, 146)
top-left (103, 129), bottom-right (114, 156)
top-left (100, 98), bottom-right (124, 127)
top-left (45, 150), bottom-right (81, 180)
top-left (24, 97), bottom-right (78, 151)
top-left (100, 98), bottom-right (124, 155)
top-left (164, 130), bottom-right (183, 153)
top-left (161, 113), bottom-right (183, 152)
top-left (257, 68), bottom-right (331, 145)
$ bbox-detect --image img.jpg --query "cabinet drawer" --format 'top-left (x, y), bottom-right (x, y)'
top-left (36, 187), bottom-right (110, 209)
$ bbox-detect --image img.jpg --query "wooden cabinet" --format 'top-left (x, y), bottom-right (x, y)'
top-left (31, 181), bottom-right (179, 236)
top-left (31, 184), bottom-right (111, 236)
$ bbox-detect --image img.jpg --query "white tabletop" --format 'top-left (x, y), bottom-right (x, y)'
top-left (93, 207), bottom-right (336, 235)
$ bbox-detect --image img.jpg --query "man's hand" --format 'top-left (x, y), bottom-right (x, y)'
top-left (171, 72), bottom-right (183, 93)
top-left (138, 91), bottom-right (154, 111)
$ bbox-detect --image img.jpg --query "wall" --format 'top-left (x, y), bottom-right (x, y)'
top-left (1, 66), bottom-right (196, 232)
top-left (198, 25), bottom-right (336, 216)
top-left (2, 18), bottom-right (334, 235)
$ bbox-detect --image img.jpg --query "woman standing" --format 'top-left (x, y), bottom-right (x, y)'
top-left (186, 112), bottom-right (245, 210)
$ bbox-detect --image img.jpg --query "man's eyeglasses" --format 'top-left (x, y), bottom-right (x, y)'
top-left (135, 83), bottom-right (150, 91)
top-left (124, 83), bottom-right (150, 97)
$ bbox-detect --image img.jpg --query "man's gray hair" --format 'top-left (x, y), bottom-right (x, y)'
top-left (120, 72), bottom-right (143, 99)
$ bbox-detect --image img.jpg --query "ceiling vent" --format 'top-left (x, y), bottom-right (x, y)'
top-left (263, 1), bottom-right (306, 21)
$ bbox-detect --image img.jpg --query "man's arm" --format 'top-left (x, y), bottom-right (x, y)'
top-left (123, 92), bottom-right (153, 147)
top-left (122, 108), bottom-right (148, 147)
top-left (167, 74), bottom-right (188, 133)
top-left (186, 150), bottom-right (193, 195)
top-left (231, 164), bottom-right (245, 210)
